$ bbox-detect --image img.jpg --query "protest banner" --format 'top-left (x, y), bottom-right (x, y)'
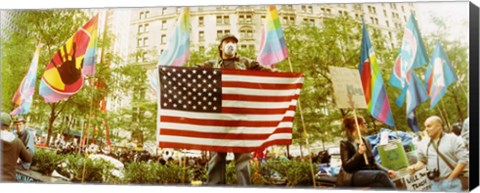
top-left (403, 168), bottom-right (431, 191)
top-left (329, 66), bottom-right (367, 109)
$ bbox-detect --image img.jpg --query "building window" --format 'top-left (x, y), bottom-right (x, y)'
top-left (308, 5), bottom-right (313, 13)
top-left (391, 3), bottom-right (397, 10)
top-left (282, 16), bottom-right (295, 25)
top-left (143, 37), bottom-right (148, 47)
top-left (239, 15), bottom-right (245, 24)
top-left (198, 16), bottom-right (204, 26)
top-left (139, 12), bottom-right (144, 19)
top-left (248, 45), bottom-right (254, 50)
top-left (138, 25), bottom-right (142, 33)
top-left (162, 7), bottom-right (167, 15)
top-left (217, 30), bottom-right (230, 39)
top-left (309, 19), bottom-right (315, 25)
top-left (239, 15), bottom-right (252, 24)
top-left (386, 20), bottom-right (390, 27)
top-left (261, 15), bottom-right (266, 23)
top-left (145, 11), bottom-right (149, 18)
top-left (321, 8), bottom-right (331, 14)
top-left (216, 15), bottom-right (230, 25)
top-left (199, 31), bottom-right (204, 41)
top-left (240, 44), bottom-right (247, 49)
top-left (384, 10), bottom-right (387, 17)
top-left (370, 17), bottom-right (379, 25)
top-left (142, 52), bottom-right (148, 62)
top-left (240, 29), bottom-right (253, 39)
top-left (401, 5), bottom-right (405, 12)
top-left (388, 31), bottom-right (392, 39)
top-left (199, 46), bottom-right (205, 53)
top-left (301, 5), bottom-right (307, 12)
top-left (161, 34), bottom-right (166, 44)
top-left (144, 23), bottom-right (149, 32)
top-left (161, 20), bottom-right (166, 30)
top-left (246, 15), bottom-right (252, 23)
top-left (137, 38), bottom-right (142, 47)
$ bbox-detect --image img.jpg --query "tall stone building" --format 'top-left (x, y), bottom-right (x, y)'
top-left (128, 3), bottom-right (415, 69)
top-left (104, 3), bottom-right (416, 114)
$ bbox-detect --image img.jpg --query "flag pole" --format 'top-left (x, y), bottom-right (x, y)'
top-left (81, 10), bottom-right (103, 183)
top-left (440, 100), bottom-right (451, 130)
top-left (286, 57), bottom-right (316, 188)
top-left (81, 77), bottom-right (97, 183)
top-left (352, 108), bottom-right (369, 165)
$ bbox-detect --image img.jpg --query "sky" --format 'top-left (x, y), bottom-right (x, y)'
top-left (414, 1), bottom-right (470, 43)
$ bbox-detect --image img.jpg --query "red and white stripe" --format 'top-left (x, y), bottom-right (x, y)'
top-left (157, 68), bottom-right (304, 153)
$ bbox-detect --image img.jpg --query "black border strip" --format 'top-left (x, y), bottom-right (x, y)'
top-left (469, 2), bottom-right (479, 191)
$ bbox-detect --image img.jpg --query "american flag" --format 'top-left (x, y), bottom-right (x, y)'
top-left (156, 66), bottom-right (304, 153)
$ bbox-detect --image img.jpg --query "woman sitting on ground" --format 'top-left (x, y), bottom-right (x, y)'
top-left (336, 115), bottom-right (397, 189)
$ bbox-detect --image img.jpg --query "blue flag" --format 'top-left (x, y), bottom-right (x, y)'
top-left (389, 14), bottom-right (429, 107)
top-left (388, 14), bottom-right (429, 132)
top-left (407, 111), bottom-right (421, 133)
top-left (406, 72), bottom-right (429, 115)
top-left (424, 42), bottom-right (457, 108)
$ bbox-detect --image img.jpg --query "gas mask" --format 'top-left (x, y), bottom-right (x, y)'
top-left (223, 43), bottom-right (236, 56)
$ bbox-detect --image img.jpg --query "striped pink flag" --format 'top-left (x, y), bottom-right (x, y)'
top-left (156, 66), bottom-right (304, 153)
top-left (257, 5), bottom-right (288, 67)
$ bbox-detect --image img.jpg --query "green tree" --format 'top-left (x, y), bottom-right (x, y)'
top-left (1, 10), bottom-right (119, 146)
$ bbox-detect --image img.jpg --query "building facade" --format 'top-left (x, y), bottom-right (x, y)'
top-left (103, 3), bottom-right (416, 114)
top-left (127, 3), bottom-right (415, 69)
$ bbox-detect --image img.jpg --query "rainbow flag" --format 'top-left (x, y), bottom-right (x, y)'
top-left (10, 44), bottom-right (41, 115)
top-left (424, 42), bottom-right (457, 108)
top-left (359, 19), bottom-right (395, 126)
top-left (39, 14), bottom-right (99, 103)
top-left (257, 5), bottom-right (288, 67)
top-left (82, 14), bottom-right (99, 76)
top-left (147, 70), bottom-right (159, 95)
top-left (157, 8), bottom-right (190, 66)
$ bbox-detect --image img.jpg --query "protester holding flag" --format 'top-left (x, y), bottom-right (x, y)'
top-left (407, 116), bottom-right (468, 191)
top-left (198, 34), bottom-right (273, 186)
top-left (336, 115), bottom-right (396, 189)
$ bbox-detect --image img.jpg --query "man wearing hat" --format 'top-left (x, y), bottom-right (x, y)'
top-left (199, 34), bottom-right (273, 186)
top-left (1, 112), bottom-right (32, 181)
top-left (13, 116), bottom-right (35, 169)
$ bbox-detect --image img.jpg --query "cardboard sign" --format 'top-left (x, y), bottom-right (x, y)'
top-left (403, 168), bottom-right (431, 191)
top-left (329, 66), bottom-right (367, 109)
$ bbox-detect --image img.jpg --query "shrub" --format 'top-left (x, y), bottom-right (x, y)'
top-left (123, 161), bottom-right (192, 184)
top-left (32, 148), bottom-right (62, 176)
